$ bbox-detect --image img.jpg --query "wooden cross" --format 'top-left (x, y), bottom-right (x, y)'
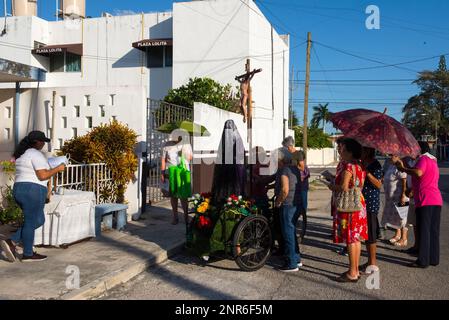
top-left (235, 59), bottom-right (262, 140)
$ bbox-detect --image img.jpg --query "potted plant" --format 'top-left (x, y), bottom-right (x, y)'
top-left (0, 160), bottom-right (23, 236)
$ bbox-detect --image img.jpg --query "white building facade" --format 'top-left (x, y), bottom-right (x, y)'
top-left (0, 0), bottom-right (291, 219)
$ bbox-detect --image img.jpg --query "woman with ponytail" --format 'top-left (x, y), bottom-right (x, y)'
top-left (0, 131), bottom-right (66, 263)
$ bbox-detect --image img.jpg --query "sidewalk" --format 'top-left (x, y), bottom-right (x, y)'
top-left (0, 201), bottom-right (186, 300)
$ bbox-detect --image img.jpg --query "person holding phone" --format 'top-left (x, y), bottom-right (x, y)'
top-left (0, 131), bottom-right (66, 262)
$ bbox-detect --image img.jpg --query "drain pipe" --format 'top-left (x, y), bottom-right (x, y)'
top-left (14, 82), bottom-right (21, 148)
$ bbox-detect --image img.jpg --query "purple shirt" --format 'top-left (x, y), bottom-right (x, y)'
top-left (412, 154), bottom-right (442, 208)
top-left (300, 166), bottom-right (310, 191)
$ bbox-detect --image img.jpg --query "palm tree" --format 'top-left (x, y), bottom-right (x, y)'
top-left (311, 103), bottom-right (330, 133)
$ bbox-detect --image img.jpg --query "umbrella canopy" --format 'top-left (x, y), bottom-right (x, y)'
top-left (157, 120), bottom-right (210, 136)
top-left (330, 109), bottom-right (421, 157)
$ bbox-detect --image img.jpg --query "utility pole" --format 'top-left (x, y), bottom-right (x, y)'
top-left (303, 32), bottom-right (312, 161)
top-left (289, 65), bottom-right (294, 128)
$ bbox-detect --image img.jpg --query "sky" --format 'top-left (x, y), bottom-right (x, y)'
top-left (2, 0), bottom-right (448, 132)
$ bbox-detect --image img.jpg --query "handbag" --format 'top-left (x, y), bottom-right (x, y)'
top-left (168, 155), bottom-right (192, 199)
top-left (335, 164), bottom-right (363, 213)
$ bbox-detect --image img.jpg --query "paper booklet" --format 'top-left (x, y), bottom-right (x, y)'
top-left (48, 155), bottom-right (70, 169)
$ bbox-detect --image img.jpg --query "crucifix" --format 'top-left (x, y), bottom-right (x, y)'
top-left (235, 59), bottom-right (262, 126)
top-left (235, 60), bottom-right (262, 197)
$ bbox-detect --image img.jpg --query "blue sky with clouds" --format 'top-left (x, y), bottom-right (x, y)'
top-left (2, 0), bottom-right (448, 130)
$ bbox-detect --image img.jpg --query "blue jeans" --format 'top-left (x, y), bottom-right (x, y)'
top-left (280, 204), bottom-right (301, 268)
top-left (10, 182), bottom-right (47, 256)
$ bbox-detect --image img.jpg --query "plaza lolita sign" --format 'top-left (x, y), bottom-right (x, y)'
top-left (132, 39), bottom-right (173, 50)
top-left (31, 44), bottom-right (83, 56)
top-left (34, 47), bottom-right (64, 54)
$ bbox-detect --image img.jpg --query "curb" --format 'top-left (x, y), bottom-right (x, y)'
top-left (60, 240), bottom-right (186, 300)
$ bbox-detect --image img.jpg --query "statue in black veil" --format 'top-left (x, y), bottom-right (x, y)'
top-left (211, 120), bottom-right (246, 206)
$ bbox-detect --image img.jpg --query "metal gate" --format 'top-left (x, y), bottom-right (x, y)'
top-left (142, 99), bottom-right (193, 208)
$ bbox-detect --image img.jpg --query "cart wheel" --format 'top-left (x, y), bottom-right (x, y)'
top-left (297, 211), bottom-right (307, 244)
top-left (233, 215), bottom-right (272, 272)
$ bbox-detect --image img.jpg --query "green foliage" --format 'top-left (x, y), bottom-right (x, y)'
top-left (403, 56), bottom-right (449, 137)
top-left (0, 161), bottom-right (23, 225)
top-left (311, 103), bottom-right (331, 130)
top-left (59, 120), bottom-right (138, 203)
top-left (164, 77), bottom-right (239, 111)
top-left (293, 125), bottom-right (333, 149)
top-left (0, 185), bottom-right (23, 225)
top-left (289, 108), bottom-right (300, 128)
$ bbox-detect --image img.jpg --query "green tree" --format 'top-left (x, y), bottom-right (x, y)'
top-left (289, 108), bottom-right (300, 127)
top-left (403, 56), bottom-right (449, 137)
top-left (164, 77), bottom-right (238, 111)
top-left (293, 125), bottom-right (332, 149)
top-left (311, 103), bottom-right (331, 132)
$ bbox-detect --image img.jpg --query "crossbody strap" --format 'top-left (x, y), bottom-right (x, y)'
top-left (351, 163), bottom-right (359, 190)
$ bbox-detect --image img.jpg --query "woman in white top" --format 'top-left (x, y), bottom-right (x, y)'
top-left (381, 158), bottom-right (409, 247)
top-left (0, 131), bottom-right (65, 263)
top-left (161, 135), bottom-right (193, 225)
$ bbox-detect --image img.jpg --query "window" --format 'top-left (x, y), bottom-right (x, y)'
top-left (99, 105), bottom-right (105, 117)
top-left (74, 105), bottom-right (80, 117)
top-left (85, 95), bottom-right (91, 106)
top-left (72, 128), bottom-right (78, 138)
top-left (66, 53), bottom-right (81, 72)
top-left (60, 96), bottom-right (66, 107)
top-left (59, 139), bottom-right (64, 149)
top-left (165, 46), bottom-right (173, 67)
top-left (147, 46), bottom-right (172, 68)
top-left (86, 116), bottom-right (93, 128)
top-left (4, 128), bottom-right (10, 140)
top-left (50, 53), bottom-right (65, 72)
top-left (61, 117), bottom-right (67, 128)
top-left (111, 116), bottom-right (117, 121)
top-left (4, 106), bottom-right (11, 119)
top-left (50, 52), bottom-right (81, 73)
top-left (109, 94), bottom-right (115, 106)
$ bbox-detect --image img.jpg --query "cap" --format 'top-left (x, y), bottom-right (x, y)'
top-left (28, 131), bottom-right (51, 143)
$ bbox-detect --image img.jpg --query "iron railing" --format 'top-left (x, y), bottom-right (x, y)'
top-left (145, 100), bottom-right (193, 204)
top-left (51, 163), bottom-right (118, 204)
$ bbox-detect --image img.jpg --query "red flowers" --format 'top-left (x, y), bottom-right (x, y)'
top-left (229, 194), bottom-right (239, 201)
top-left (197, 215), bottom-right (212, 229)
top-left (201, 192), bottom-right (212, 199)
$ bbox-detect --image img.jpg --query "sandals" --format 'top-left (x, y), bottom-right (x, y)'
top-left (394, 239), bottom-right (408, 247)
top-left (389, 235), bottom-right (401, 244)
top-left (336, 272), bottom-right (359, 283)
top-left (360, 263), bottom-right (380, 274)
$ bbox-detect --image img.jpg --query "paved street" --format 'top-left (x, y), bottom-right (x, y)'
top-left (98, 164), bottom-right (449, 300)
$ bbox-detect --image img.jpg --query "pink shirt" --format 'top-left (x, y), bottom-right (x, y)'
top-left (412, 155), bottom-right (442, 208)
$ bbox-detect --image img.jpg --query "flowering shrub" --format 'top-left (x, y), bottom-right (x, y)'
top-left (0, 160), bottom-right (23, 225)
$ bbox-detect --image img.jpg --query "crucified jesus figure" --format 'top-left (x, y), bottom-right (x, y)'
top-left (235, 68), bottom-right (262, 123)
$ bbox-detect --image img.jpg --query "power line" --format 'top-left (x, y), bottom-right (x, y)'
top-left (311, 44), bottom-right (335, 101)
top-left (312, 40), bottom-right (421, 73)
top-left (294, 79), bottom-right (416, 82)
top-left (256, 0), bottom-right (449, 41)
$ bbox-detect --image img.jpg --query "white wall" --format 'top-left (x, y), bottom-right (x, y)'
top-left (193, 102), bottom-right (291, 156)
top-left (173, 0), bottom-right (289, 152)
top-left (193, 102), bottom-right (248, 154)
top-left (306, 148), bottom-right (337, 166)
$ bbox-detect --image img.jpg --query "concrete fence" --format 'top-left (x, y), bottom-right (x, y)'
top-left (306, 148), bottom-right (337, 167)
